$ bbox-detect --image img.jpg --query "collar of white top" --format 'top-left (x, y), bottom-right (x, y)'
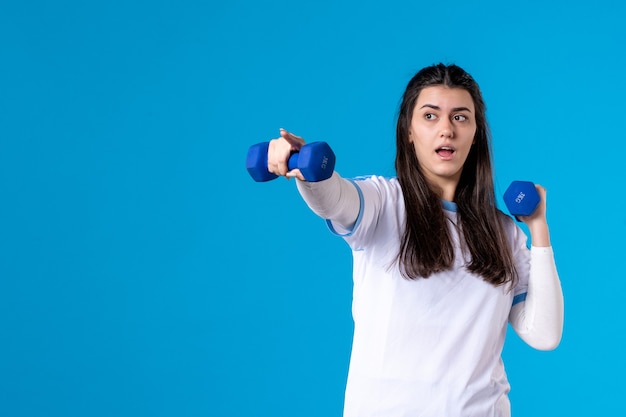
top-left (442, 200), bottom-right (457, 212)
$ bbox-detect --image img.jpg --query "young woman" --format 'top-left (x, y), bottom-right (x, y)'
top-left (266, 63), bottom-right (564, 417)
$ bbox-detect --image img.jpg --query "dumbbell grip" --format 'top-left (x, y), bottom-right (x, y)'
top-left (246, 141), bottom-right (335, 182)
top-left (286, 152), bottom-right (300, 172)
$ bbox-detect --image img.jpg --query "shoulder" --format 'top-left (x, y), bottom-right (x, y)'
top-left (351, 175), bottom-right (402, 197)
top-left (349, 175), bottom-right (404, 212)
top-left (496, 209), bottom-right (529, 249)
top-left (341, 175), bottom-right (405, 245)
top-left (497, 209), bottom-right (515, 229)
top-left (352, 174), bottom-right (399, 184)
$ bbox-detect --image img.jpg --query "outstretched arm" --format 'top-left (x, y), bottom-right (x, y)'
top-left (296, 172), bottom-right (359, 231)
top-left (509, 185), bottom-right (564, 350)
top-left (267, 129), bottom-right (360, 230)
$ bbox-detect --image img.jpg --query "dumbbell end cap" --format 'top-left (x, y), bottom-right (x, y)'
top-left (503, 180), bottom-right (540, 218)
top-left (297, 141), bottom-right (336, 182)
top-left (246, 142), bottom-right (278, 182)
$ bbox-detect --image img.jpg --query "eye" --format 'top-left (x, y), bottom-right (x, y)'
top-left (425, 113), bottom-right (437, 120)
top-left (453, 114), bottom-right (468, 122)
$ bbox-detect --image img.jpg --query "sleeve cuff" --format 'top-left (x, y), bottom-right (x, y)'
top-left (530, 245), bottom-right (554, 255)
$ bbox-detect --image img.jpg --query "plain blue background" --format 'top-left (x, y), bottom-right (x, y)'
top-left (1, 0), bottom-right (625, 416)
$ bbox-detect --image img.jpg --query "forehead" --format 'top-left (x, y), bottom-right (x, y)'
top-left (414, 86), bottom-right (475, 111)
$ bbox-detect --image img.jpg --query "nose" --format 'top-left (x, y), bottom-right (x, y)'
top-left (439, 118), bottom-right (454, 138)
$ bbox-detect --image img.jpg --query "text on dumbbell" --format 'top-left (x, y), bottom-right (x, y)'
top-left (515, 192), bottom-right (525, 203)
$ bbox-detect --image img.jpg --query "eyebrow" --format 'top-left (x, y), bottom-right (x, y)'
top-left (420, 104), bottom-right (473, 113)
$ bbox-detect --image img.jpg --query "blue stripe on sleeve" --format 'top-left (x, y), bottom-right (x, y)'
top-left (512, 292), bottom-right (527, 306)
top-left (325, 178), bottom-right (364, 237)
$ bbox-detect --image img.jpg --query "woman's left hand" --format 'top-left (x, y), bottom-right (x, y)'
top-left (518, 184), bottom-right (551, 247)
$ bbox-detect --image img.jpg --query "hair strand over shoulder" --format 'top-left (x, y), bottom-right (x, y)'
top-left (394, 63), bottom-right (517, 287)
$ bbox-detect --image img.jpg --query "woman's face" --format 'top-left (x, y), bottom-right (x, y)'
top-left (408, 85), bottom-right (477, 194)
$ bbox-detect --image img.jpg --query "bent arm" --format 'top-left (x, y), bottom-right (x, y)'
top-left (296, 172), bottom-right (360, 231)
top-left (509, 246), bottom-right (564, 350)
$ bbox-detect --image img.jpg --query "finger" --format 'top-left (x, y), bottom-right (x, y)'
top-left (534, 183), bottom-right (547, 196)
top-left (534, 184), bottom-right (548, 211)
top-left (286, 168), bottom-right (305, 181)
top-left (267, 139), bottom-right (290, 176)
top-left (272, 140), bottom-right (291, 176)
top-left (518, 185), bottom-right (548, 223)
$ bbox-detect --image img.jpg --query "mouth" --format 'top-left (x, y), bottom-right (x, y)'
top-left (436, 146), bottom-right (456, 159)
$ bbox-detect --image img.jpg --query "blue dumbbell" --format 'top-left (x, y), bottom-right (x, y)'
top-left (246, 141), bottom-right (336, 182)
top-left (503, 181), bottom-right (541, 220)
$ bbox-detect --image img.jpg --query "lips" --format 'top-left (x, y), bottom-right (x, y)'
top-left (436, 146), bottom-right (455, 159)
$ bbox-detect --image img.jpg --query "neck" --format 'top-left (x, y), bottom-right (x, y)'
top-left (440, 185), bottom-right (457, 202)
top-left (422, 170), bottom-right (462, 202)
top-left (429, 178), bottom-right (459, 202)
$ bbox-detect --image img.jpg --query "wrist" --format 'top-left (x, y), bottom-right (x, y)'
top-left (528, 221), bottom-right (551, 247)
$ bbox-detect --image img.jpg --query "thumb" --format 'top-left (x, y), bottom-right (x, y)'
top-left (279, 128), bottom-right (305, 150)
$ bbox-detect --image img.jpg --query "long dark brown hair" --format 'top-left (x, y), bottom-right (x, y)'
top-left (395, 63), bottom-right (516, 286)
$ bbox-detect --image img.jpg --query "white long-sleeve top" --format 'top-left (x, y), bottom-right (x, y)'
top-left (296, 172), bottom-right (564, 417)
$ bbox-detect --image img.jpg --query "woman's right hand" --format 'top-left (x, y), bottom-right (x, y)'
top-left (268, 128), bottom-right (306, 181)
